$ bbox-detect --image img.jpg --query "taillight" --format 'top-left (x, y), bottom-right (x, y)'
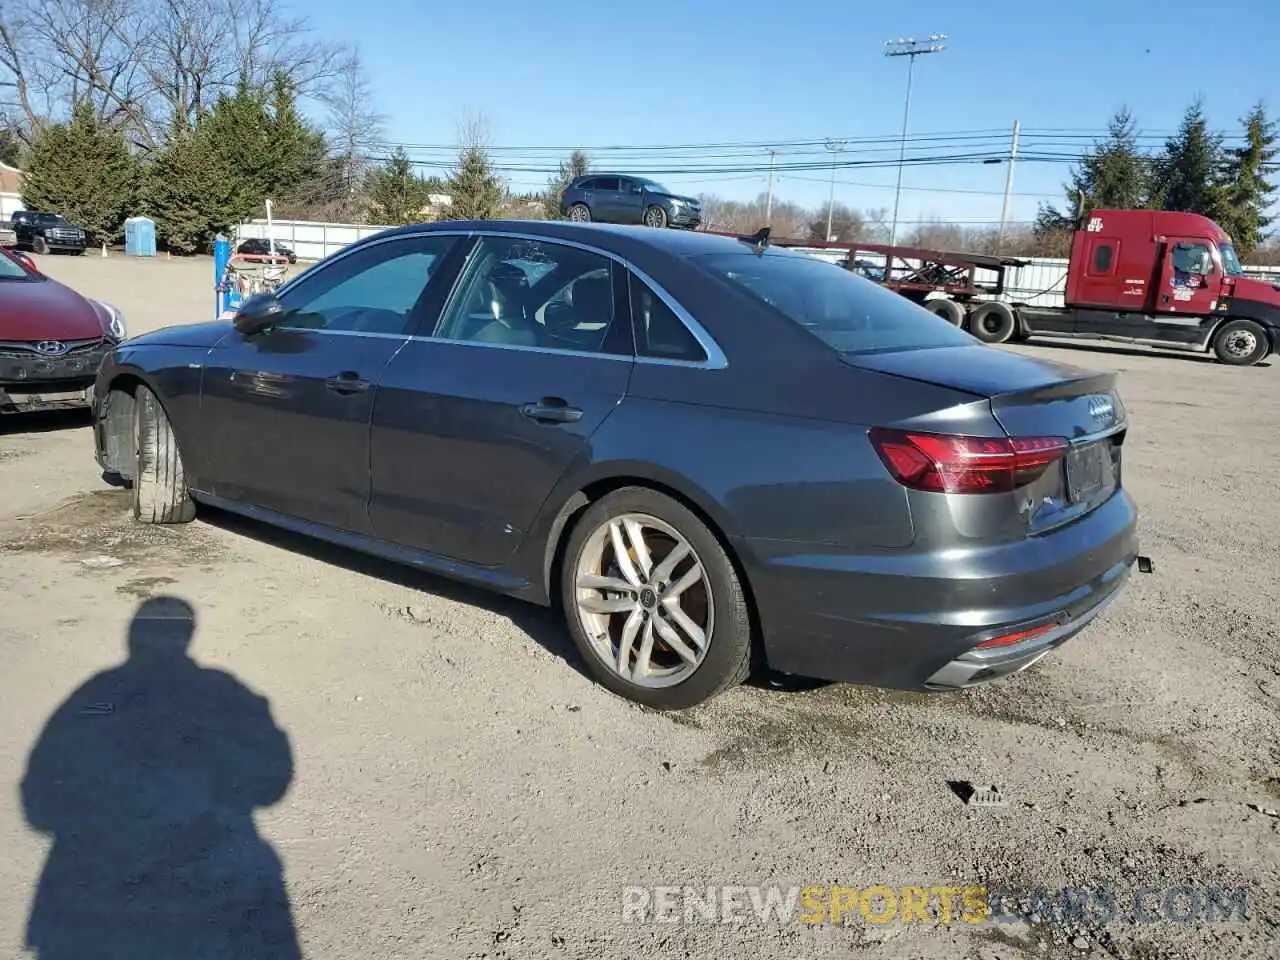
top-left (868, 428), bottom-right (1069, 494)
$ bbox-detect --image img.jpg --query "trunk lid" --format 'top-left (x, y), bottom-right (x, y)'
top-left (847, 344), bottom-right (1127, 534)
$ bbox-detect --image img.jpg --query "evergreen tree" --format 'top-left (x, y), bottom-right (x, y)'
top-left (365, 147), bottom-right (432, 224)
top-left (0, 127), bottom-right (21, 167)
top-left (446, 143), bottom-right (504, 220)
top-left (542, 150), bottom-right (591, 219)
top-left (1035, 107), bottom-right (1150, 234)
top-left (142, 125), bottom-right (232, 254)
top-left (1216, 102), bottom-right (1277, 256)
top-left (21, 103), bottom-right (137, 243)
top-left (1150, 99), bottom-right (1224, 217)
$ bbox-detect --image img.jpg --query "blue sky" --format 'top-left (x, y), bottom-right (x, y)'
top-left (303, 0), bottom-right (1277, 228)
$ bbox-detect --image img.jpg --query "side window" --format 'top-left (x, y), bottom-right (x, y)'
top-left (276, 236), bottom-right (457, 335)
top-left (576, 178), bottom-right (598, 191)
top-left (1091, 242), bottom-right (1114, 274)
top-left (629, 274), bottom-right (708, 363)
top-left (1171, 242), bottom-right (1213, 276)
top-left (595, 177), bottom-right (620, 191)
top-left (617, 177), bottom-right (637, 194)
top-left (434, 236), bottom-right (630, 355)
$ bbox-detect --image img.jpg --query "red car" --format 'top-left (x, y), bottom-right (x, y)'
top-left (0, 248), bottom-right (126, 410)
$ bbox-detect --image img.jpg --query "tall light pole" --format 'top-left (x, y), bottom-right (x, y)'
top-left (824, 138), bottom-right (847, 241)
top-left (764, 148), bottom-right (778, 223)
top-left (884, 34), bottom-right (946, 247)
top-left (996, 119), bottom-right (1020, 253)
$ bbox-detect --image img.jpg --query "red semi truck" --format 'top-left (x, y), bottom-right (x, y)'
top-left (767, 209), bottom-right (1280, 367)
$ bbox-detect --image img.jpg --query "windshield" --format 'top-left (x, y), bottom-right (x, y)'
top-left (696, 251), bottom-right (978, 355)
top-left (0, 251), bottom-right (34, 280)
top-left (32, 213), bottom-right (65, 224)
top-left (1219, 243), bottom-right (1243, 277)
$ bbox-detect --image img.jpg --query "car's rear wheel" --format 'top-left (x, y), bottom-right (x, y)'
top-left (643, 206), bottom-right (669, 229)
top-left (968, 302), bottom-right (1017, 344)
top-left (132, 385), bottom-right (196, 524)
top-left (568, 203), bottom-right (591, 222)
top-left (1211, 319), bottom-right (1269, 366)
top-left (561, 487), bottom-right (752, 709)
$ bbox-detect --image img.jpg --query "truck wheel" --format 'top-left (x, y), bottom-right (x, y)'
top-left (969, 302), bottom-right (1017, 344)
top-left (33, 236), bottom-right (48, 255)
top-left (1211, 319), bottom-right (1270, 366)
top-left (133, 385), bottom-right (196, 524)
top-left (925, 298), bottom-right (965, 326)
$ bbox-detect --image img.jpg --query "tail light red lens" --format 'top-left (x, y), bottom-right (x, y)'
top-left (869, 428), bottom-right (1069, 494)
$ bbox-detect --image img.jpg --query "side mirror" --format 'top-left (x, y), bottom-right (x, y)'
top-left (233, 293), bottom-right (285, 335)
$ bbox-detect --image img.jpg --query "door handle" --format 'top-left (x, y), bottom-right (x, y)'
top-left (520, 398), bottom-right (583, 423)
top-left (325, 371), bottom-right (371, 395)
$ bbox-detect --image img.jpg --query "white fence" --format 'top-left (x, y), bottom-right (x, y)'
top-left (237, 219), bottom-right (1280, 306)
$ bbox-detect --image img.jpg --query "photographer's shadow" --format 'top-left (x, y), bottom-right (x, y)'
top-left (21, 596), bottom-right (300, 959)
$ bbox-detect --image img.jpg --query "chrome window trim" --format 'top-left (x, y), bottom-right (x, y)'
top-left (269, 226), bottom-right (728, 370)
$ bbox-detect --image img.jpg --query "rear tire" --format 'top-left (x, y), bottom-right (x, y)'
top-left (925, 297), bottom-right (965, 326)
top-left (969, 302), bottom-right (1017, 344)
top-left (568, 203), bottom-right (592, 222)
top-left (1211, 319), bottom-right (1269, 366)
top-left (560, 487), bottom-right (752, 710)
top-left (132, 385), bottom-right (196, 524)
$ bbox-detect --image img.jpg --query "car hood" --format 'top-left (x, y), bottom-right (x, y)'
top-left (841, 343), bottom-right (1105, 397)
top-left (129, 320), bottom-right (233, 348)
top-left (0, 277), bottom-right (105, 341)
top-left (1230, 275), bottom-right (1280, 308)
top-left (651, 191), bottom-right (701, 207)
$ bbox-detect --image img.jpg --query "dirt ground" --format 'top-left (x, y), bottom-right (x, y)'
top-left (1, 253), bottom-right (1277, 960)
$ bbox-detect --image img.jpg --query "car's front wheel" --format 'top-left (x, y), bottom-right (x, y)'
top-left (561, 487), bottom-right (752, 710)
top-left (643, 205), bottom-right (669, 229)
top-left (132, 385), bottom-right (196, 524)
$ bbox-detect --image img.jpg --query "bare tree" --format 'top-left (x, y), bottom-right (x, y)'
top-left (321, 47), bottom-right (385, 213)
top-left (0, 0), bottom-right (347, 150)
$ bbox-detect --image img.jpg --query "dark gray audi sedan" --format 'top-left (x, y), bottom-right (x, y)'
top-left (92, 220), bottom-right (1138, 709)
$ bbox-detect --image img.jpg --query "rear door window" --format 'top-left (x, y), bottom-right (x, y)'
top-left (696, 251), bottom-right (977, 355)
top-left (594, 177), bottom-right (620, 191)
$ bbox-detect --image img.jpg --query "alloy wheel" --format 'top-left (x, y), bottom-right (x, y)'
top-left (573, 513), bottom-right (713, 688)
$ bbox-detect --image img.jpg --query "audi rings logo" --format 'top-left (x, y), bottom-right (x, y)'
top-left (1087, 394), bottom-right (1115, 423)
top-left (35, 340), bottom-right (69, 357)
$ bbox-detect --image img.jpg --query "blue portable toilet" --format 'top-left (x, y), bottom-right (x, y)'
top-left (125, 216), bottom-right (156, 257)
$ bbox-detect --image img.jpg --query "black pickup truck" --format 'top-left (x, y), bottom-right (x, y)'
top-left (11, 210), bottom-right (87, 254)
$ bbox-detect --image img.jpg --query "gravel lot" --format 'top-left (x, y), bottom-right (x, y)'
top-left (1, 253), bottom-right (1277, 959)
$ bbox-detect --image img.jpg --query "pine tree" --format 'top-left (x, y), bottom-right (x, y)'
top-left (1035, 107), bottom-right (1150, 235)
top-left (447, 143), bottom-right (504, 220)
top-left (543, 150), bottom-right (591, 219)
top-left (142, 125), bottom-right (233, 254)
top-left (21, 103), bottom-right (137, 243)
top-left (365, 147), bottom-right (432, 224)
top-left (1150, 99), bottom-right (1224, 217)
top-left (1216, 102), bottom-right (1277, 256)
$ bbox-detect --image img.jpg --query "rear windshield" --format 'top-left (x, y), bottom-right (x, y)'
top-left (696, 251), bottom-right (978, 355)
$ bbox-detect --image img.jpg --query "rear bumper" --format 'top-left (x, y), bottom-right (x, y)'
top-left (739, 488), bottom-right (1139, 690)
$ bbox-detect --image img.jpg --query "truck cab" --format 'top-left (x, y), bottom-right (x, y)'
top-left (1057, 209), bottom-right (1279, 365)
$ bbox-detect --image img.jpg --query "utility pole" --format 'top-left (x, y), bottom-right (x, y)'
top-left (824, 139), bottom-right (848, 241)
top-left (996, 119), bottom-right (1020, 254)
top-left (764, 148), bottom-right (777, 223)
top-left (884, 34), bottom-right (946, 247)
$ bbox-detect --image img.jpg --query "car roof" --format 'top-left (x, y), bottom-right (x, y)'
top-left (381, 219), bottom-right (777, 261)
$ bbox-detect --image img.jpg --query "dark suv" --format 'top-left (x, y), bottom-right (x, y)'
top-left (11, 211), bottom-right (87, 254)
top-left (560, 175), bottom-right (702, 229)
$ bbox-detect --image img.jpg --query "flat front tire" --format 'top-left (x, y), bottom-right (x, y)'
top-left (133, 385), bottom-right (196, 524)
top-left (560, 487), bottom-right (752, 710)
